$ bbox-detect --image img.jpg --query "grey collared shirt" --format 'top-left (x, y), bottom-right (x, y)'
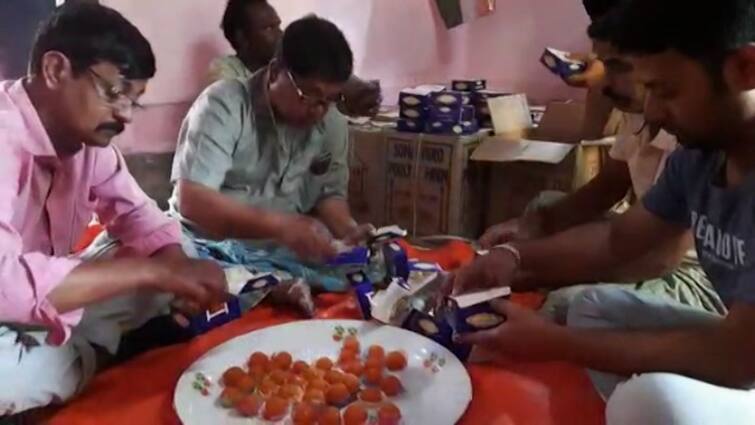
top-left (206, 55), bottom-right (253, 86)
top-left (169, 68), bottom-right (349, 227)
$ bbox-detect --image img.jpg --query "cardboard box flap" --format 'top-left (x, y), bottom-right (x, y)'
top-left (488, 94), bottom-right (533, 135)
top-left (532, 101), bottom-right (586, 143)
top-left (580, 136), bottom-right (616, 147)
top-left (471, 137), bottom-right (575, 164)
top-left (451, 287), bottom-right (512, 308)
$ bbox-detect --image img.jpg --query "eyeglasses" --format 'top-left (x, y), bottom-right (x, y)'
top-left (87, 69), bottom-right (144, 112)
top-left (286, 70), bottom-right (344, 109)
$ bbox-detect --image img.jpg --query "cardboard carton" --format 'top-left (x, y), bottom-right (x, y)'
top-left (383, 129), bottom-right (486, 238)
top-left (473, 101), bottom-right (611, 226)
top-left (347, 100), bottom-right (606, 238)
top-left (347, 126), bottom-right (388, 226)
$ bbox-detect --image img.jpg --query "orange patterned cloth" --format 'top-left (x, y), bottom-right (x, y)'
top-left (47, 241), bottom-right (605, 425)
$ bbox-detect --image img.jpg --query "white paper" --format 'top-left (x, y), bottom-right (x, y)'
top-left (452, 287), bottom-right (512, 309)
top-left (377, 109), bottom-right (400, 119)
top-left (545, 47), bottom-right (572, 61)
top-left (580, 136), bottom-right (616, 147)
top-left (471, 138), bottom-right (575, 164)
top-left (347, 116), bottom-right (371, 125)
top-left (370, 278), bottom-right (411, 324)
top-left (512, 139), bottom-right (575, 163)
top-left (225, 266), bottom-right (261, 295)
top-left (372, 121), bottom-right (398, 128)
top-left (402, 85), bottom-right (447, 96)
top-left (488, 94), bottom-right (533, 135)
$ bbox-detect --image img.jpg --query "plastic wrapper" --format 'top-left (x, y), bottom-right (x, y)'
top-left (268, 278), bottom-right (316, 318)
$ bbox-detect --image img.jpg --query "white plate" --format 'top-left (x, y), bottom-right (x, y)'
top-left (174, 320), bottom-right (472, 425)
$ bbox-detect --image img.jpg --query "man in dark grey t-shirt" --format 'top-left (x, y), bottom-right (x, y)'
top-left (644, 149), bottom-right (755, 307)
top-left (449, 1), bottom-right (755, 423)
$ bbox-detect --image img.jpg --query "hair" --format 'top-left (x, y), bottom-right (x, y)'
top-left (221, 0), bottom-right (269, 50)
top-left (0, 0), bottom-right (54, 79)
top-left (276, 15), bottom-right (353, 83)
top-left (606, 0), bottom-right (755, 75)
top-left (582, 0), bottom-right (622, 21)
top-left (29, 3), bottom-right (155, 79)
top-left (587, 7), bottom-right (618, 42)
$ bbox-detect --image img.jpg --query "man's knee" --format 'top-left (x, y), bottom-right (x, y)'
top-left (606, 373), bottom-right (693, 425)
top-left (566, 286), bottom-right (630, 328)
top-left (541, 284), bottom-right (593, 324)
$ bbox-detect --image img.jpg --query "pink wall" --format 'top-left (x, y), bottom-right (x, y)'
top-left (104, 0), bottom-right (591, 153)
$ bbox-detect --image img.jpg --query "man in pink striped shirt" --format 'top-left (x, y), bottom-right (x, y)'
top-left (0, 3), bottom-right (226, 416)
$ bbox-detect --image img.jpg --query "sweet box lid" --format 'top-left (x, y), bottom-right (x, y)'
top-left (450, 286), bottom-right (511, 309)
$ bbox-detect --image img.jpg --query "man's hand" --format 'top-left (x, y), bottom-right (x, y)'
top-left (339, 78), bottom-right (382, 117)
top-left (343, 223), bottom-right (376, 246)
top-left (456, 300), bottom-right (564, 360)
top-left (562, 53), bottom-right (605, 88)
top-left (479, 218), bottom-right (521, 249)
top-left (150, 258), bottom-right (228, 308)
top-left (447, 249), bottom-right (518, 296)
top-left (276, 214), bottom-right (337, 263)
top-left (479, 213), bottom-right (546, 249)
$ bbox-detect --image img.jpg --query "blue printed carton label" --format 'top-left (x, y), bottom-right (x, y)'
top-left (239, 273), bottom-right (280, 294)
top-left (400, 106), bottom-right (428, 120)
top-left (397, 118), bottom-right (425, 133)
top-left (383, 242), bottom-right (409, 280)
top-left (402, 309), bottom-right (454, 349)
top-left (445, 287), bottom-right (510, 334)
top-left (354, 282), bottom-right (375, 320)
top-left (189, 297), bottom-right (242, 335)
top-left (399, 91), bottom-right (432, 108)
top-left (428, 104), bottom-right (475, 122)
top-left (327, 246), bottom-right (370, 268)
top-left (431, 91), bottom-right (466, 108)
top-left (452, 79), bottom-right (487, 92)
top-left (427, 119), bottom-right (479, 135)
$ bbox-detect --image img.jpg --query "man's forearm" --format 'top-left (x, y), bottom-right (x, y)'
top-left (176, 179), bottom-right (284, 241)
top-left (512, 221), bottom-right (620, 291)
top-left (314, 196), bottom-right (357, 239)
top-left (513, 232), bottom-right (688, 291)
top-left (47, 258), bottom-right (159, 314)
top-left (150, 244), bottom-right (187, 262)
top-left (538, 159), bottom-right (631, 236)
top-left (511, 202), bottom-right (688, 292)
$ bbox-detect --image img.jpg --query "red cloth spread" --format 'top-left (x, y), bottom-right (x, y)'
top-left (48, 240), bottom-right (605, 424)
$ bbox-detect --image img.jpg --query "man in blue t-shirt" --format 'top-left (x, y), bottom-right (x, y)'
top-left (451, 1), bottom-right (755, 423)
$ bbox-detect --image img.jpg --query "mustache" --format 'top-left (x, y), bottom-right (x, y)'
top-left (96, 122), bottom-right (125, 135)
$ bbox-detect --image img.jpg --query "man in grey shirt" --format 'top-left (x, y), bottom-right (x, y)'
top-left (208, 0), bottom-right (381, 117)
top-left (170, 16), bottom-right (371, 262)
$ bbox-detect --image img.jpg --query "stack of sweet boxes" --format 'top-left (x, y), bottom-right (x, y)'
top-left (359, 241), bottom-right (511, 361)
top-left (397, 88), bottom-right (435, 133)
top-left (452, 80), bottom-right (510, 130)
top-left (397, 81), bottom-right (484, 135)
